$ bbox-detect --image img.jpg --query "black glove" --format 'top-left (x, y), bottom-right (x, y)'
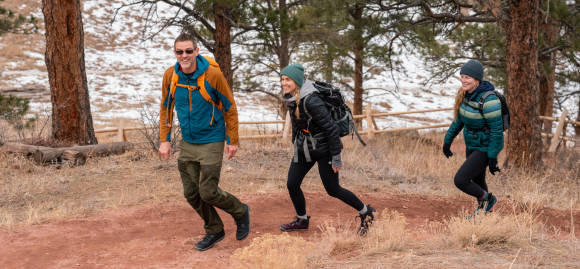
top-left (488, 158), bottom-right (501, 175)
top-left (442, 143), bottom-right (453, 158)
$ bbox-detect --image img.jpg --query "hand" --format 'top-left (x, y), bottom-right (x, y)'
top-left (442, 143), bottom-right (453, 158)
top-left (332, 166), bottom-right (342, 173)
top-left (159, 141), bottom-right (172, 163)
top-left (225, 144), bottom-right (238, 160)
top-left (488, 158), bottom-right (501, 175)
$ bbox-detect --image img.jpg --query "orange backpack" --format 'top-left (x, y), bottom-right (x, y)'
top-left (166, 56), bottom-right (223, 126)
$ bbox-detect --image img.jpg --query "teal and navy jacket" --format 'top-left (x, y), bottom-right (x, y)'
top-left (159, 55), bottom-right (239, 145)
top-left (444, 81), bottom-right (504, 159)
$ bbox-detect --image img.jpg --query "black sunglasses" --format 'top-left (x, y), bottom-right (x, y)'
top-left (175, 49), bottom-right (195, 55)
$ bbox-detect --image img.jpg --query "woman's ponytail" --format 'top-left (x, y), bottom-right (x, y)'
top-left (454, 88), bottom-right (466, 119)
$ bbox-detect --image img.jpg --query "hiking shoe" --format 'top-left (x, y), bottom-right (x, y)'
top-left (280, 216), bottom-right (310, 231)
top-left (194, 230), bottom-right (225, 251)
top-left (485, 193), bottom-right (498, 213)
top-left (235, 204), bottom-right (250, 240)
top-left (357, 205), bottom-right (376, 236)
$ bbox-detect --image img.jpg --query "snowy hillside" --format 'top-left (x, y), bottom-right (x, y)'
top-left (0, 0), bottom-right (576, 133)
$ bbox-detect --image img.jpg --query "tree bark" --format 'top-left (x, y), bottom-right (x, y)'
top-left (499, 0), bottom-right (543, 167)
top-left (213, 3), bottom-right (233, 88)
top-left (351, 3), bottom-right (364, 125)
top-left (1, 142), bottom-right (133, 165)
top-left (278, 0), bottom-right (290, 119)
top-left (574, 98), bottom-right (580, 148)
top-left (538, 14), bottom-right (557, 134)
top-left (42, 0), bottom-right (97, 145)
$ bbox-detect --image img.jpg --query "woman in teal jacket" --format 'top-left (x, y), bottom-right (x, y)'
top-left (443, 60), bottom-right (502, 214)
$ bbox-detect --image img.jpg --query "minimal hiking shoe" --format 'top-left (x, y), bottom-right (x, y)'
top-left (235, 204), bottom-right (250, 241)
top-left (280, 216), bottom-right (310, 231)
top-left (485, 193), bottom-right (498, 213)
top-left (194, 230), bottom-right (225, 251)
top-left (468, 193), bottom-right (498, 219)
top-left (357, 205), bottom-right (376, 236)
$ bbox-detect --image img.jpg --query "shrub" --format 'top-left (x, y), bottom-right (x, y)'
top-left (0, 93), bottom-right (36, 141)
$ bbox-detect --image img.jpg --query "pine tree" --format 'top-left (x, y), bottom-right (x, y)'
top-left (43, 0), bottom-right (97, 145)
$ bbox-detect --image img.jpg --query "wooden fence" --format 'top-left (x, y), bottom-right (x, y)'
top-left (95, 107), bottom-right (579, 152)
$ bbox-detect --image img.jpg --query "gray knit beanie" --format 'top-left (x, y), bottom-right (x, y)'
top-left (460, 60), bottom-right (484, 81)
top-left (281, 64), bottom-right (305, 87)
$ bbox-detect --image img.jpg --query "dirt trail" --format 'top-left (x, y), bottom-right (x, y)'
top-left (1, 192), bottom-right (577, 269)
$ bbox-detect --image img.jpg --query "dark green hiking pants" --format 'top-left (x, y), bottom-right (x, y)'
top-left (177, 140), bottom-right (245, 235)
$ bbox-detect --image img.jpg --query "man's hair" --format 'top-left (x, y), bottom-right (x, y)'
top-left (174, 33), bottom-right (197, 49)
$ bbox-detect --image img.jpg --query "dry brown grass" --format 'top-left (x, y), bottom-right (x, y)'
top-left (230, 233), bottom-right (316, 269)
top-left (1, 130), bottom-right (578, 267)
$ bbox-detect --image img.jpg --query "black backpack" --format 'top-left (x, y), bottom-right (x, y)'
top-left (467, 90), bottom-right (510, 132)
top-left (302, 81), bottom-right (366, 146)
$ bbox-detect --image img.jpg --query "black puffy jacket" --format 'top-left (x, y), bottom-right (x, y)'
top-left (285, 81), bottom-right (343, 159)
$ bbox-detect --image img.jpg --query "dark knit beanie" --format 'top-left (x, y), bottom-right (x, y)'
top-left (281, 64), bottom-right (305, 87)
top-left (460, 60), bottom-right (484, 82)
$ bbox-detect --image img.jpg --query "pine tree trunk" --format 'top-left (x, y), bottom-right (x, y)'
top-left (213, 3), bottom-right (233, 88)
top-left (351, 3), bottom-right (364, 124)
top-left (278, 0), bottom-right (290, 119)
top-left (574, 98), bottom-right (580, 148)
top-left (42, 0), bottom-right (97, 145)
top-left (500, 0), bottom-right (542, 167)
top-left (538, 13), bottom-right (557, 134)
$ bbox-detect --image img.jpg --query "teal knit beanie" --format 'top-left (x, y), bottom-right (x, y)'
top-left (460, 59), bottom-right (484, 81)
top-left (281, 64), bottom-right (305, 87)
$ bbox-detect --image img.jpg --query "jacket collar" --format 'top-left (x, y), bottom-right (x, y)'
top-left (174, 55), bottom-right (210, 79)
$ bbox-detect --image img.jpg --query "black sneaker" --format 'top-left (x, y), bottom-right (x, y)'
top-left (280, 216), bottom-right (310, 231)
top-left (357, 205), bottom-right (376, 236)
top-left (235, 204), bottom-right (250, 240)
top-left (194, 230), bottom-right (225, 251)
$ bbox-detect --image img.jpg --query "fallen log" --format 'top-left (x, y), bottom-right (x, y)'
top-left (1, 142), bottom-right (132, 165)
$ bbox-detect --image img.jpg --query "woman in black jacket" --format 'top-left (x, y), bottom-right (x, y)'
top-left (279, 64), bottom-right (375, 235)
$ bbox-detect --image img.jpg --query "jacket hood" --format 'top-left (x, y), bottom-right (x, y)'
top-left (174, 55), bottom-right (210, 79)
top-left (466, 80), bottom-right (495, 100)
top-left (299, 79), bottom-right (317, 99)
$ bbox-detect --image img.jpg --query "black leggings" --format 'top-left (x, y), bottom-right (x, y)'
top-left (454, 149), bottom-right (489, 199)
top-left (287, 154), bottom-right (364, 216)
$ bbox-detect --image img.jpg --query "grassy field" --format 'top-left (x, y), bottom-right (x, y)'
top-left (1, 129), bottom-right (578, 268)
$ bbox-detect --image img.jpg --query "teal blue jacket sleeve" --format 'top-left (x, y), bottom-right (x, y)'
top-left (444, 118), bottom-right (464, 145)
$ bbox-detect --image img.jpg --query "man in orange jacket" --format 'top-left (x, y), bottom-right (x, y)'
top-left (159, 33), bottom-right (249, 251)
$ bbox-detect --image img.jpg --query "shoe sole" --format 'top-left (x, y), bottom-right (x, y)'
top-left (194, 234), bottom-right (225, 251)
top-left (236, 205), bottom-right (250, 241)
top-left (280, 226), bottom-right (309, 232)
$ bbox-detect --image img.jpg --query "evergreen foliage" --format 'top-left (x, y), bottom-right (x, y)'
top-left (0, 0), bottom-right (37, 36)
top-left (0, 93), bottom-right (36, 140)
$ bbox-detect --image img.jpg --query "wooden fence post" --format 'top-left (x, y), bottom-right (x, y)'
top-left (116, 119), bottom-right (127, 142)
top-left (282, 111), bottom-right (291, 143)
top-left (365, 104), bottom-right (375, 139)
top-left (548, 109), bottom-right (569, 153)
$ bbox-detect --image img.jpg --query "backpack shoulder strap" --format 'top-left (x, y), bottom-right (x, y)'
top-left (477, 91), bottom-right (497, 132)
top-left (301, 92), bottom-right (317, 130)
top-left (171, 62), bottom-right (224, 111)
top-left (478, 91), bottom-right (496, 112)
top-left (170, 69), bottom-right (179, 98)
top-left (198, 56), bottom-right (223, 111)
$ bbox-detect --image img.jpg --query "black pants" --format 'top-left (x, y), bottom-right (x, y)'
top-left (454, 149), bottom-right (489, 200)
top-left (287, 152), bottom-right (364, 216)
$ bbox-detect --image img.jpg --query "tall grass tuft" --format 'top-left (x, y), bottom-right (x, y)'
top-left (362, 209), bottom-right (408, 253)
top-left (441, 211), bottom-right (541, 249)
top-left (230, 233), bottom-right (315, 269)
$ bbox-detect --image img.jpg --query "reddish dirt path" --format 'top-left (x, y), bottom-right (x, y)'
top-left (1, 192), bottom-right (578, 269)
